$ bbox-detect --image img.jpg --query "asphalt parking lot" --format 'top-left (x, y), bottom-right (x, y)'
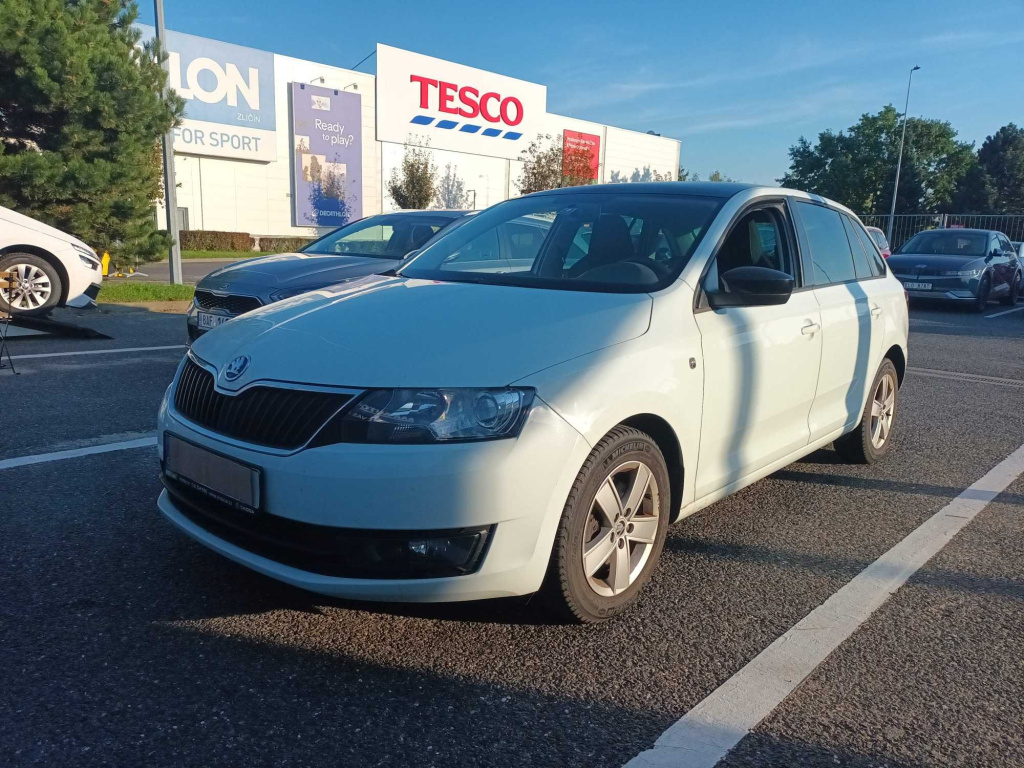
top-left (1, 301), bottom-right (1021, 767)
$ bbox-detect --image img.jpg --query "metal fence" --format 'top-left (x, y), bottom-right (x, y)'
top-left (859, 214), bottom-right (1024, 251)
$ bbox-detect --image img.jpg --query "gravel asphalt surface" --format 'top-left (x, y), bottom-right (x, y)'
top-left (1, 301), bottom-right (1021, 767)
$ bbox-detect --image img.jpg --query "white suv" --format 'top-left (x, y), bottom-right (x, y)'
top-left (0, 205), bottom-right (103, 316)
top-left (156, 183), bottom-right (909, 623)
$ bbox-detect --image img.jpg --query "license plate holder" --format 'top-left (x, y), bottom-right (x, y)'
top-left (904, 281), bottom-right (932, 290)
top-left (164, 434), bottom-right (261, 514)
top-left (197, 311), bottom-right (232, 330)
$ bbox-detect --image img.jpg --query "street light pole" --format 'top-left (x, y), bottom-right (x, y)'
top-left (887, 65), bottom-right (920, 244)
top-left (154, 0), bottom-right (182, 284)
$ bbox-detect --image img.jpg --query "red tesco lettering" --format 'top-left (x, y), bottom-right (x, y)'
top-left (409, 75), bottom-right (524, 127)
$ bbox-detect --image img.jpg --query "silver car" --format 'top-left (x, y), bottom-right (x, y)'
top-left (187, 210), bottom-right (470, 341)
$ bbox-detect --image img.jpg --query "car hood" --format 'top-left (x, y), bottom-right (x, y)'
top-left (198, 252), bottom-right (402, 296)
top-left (189, 275), bottom-right (654, 389)
top-left (0, 206), bottom-right (92, 251)
top-left (887, 253), bottom-right (982, 273)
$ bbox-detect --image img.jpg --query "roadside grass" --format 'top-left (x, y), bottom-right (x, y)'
top-left (100, 282), bottom-right (196, 303)
top-left (182, 250), bottom-right (273, 260)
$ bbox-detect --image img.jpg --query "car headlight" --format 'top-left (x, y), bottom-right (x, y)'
top-left (941, 269), bottom-right (982, 277)
top-left (73, 244), bottom-right (100, 270)
top-left (269, 286), bottom-right (314, 302)
top-left (310, 388), bottom-right (535, 445)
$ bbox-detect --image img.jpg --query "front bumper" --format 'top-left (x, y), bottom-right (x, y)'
top-left (156, 394), bottom-right (589, 602)
top-left (904, 289), bottom-right (977, 301)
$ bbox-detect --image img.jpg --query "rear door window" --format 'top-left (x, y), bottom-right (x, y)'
top-left (841, 214), bottom-right (885, 278)
top-left (793, 202), bottom-right (858, 285)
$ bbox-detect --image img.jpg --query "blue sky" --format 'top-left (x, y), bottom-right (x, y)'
top-left (138, 0), bottom-right (1023, 184)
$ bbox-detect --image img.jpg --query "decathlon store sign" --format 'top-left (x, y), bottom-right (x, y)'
top-left (139, 26), bottom-right (277, 162)
top-left (376, 44), bottom-right (547, 161)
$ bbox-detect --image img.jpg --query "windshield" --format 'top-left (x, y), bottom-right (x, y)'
top-left (898, 230), bottom-right (987, 257)
top-left (302, 214), bottom-right (458, 258)
top-left (398, 193), bottom-right (722, 293)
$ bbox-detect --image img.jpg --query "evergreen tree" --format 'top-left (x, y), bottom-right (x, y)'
top-left (0, 0), bottom-right (183, 263)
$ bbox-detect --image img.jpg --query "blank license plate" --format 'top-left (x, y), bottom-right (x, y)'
top-left (164, 435), bottom-right (260, 514)
top-left (904, 282), bottom-right (932, 290)
top-left (197, 311), bottom-right (232, 330)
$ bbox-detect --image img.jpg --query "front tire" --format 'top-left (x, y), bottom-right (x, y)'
top-left (541, 425), bottom-right (670, 624)
top-left (834, 359), bottom-right (899, 464)
top-left (999, 272), bottom-right (1021, 306)
top-left (0, 253), bottom-right (62, 317)
top-left (972, 274), bottom-right (991, 313)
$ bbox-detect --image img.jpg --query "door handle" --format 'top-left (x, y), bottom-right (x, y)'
top-left (870, 305), bottom-right (883, 318)
top-left (801, 321), bottom-right (820, 336)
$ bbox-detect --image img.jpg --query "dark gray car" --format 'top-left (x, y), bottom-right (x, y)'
top-left (887, 228), bottom-right (1022, 312)
top-left (187, 210), bottom-right (469, 340)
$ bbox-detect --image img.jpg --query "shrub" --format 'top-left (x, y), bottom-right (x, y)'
top-left (179, 230), bottom-right (254, 251)
top-left (258, 236), bottom-right (314, 253)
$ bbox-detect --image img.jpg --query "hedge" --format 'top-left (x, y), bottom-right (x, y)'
top-left (179, 230), bottom-right (254, 251)
top-left (257, 236), bottom-right (315, 252)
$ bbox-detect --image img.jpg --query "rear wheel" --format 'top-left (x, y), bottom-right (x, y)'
top-left (541, 426), bottom-right (670, 624)
top-left (834, 359), bottom-right (899, 464)
top-left (0, 253), bottom-right (62, 317)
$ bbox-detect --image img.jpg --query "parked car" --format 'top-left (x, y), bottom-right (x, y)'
top-left (187, 210), bottom-right (471, 341)
top-left (0, 205), bottom-right (103, 317)
top-left (887, 228), bottom-right (1021, 311)
top-left (157, 182), bottom-right (909, 623)
top-left (865, 225), bottom-right (891, 259)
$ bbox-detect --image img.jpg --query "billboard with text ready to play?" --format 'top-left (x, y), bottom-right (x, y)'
top-left (375, 44), bottom-right (547, 161)
top-left (290, 83), bottom-right (363, 228)
top-left (137, 25), bottom-right (277, 162)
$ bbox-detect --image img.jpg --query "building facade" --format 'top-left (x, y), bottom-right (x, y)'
top-left (143, 28), bottom-right (682, 238)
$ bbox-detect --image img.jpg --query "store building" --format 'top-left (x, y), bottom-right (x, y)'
top-left (142, 27), bottom-right (682, 238)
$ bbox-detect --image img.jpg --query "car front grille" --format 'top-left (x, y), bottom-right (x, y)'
top-left (172, 358), bottom-right (353, 449)
top-left (194, 290), bottom-right (262, 315)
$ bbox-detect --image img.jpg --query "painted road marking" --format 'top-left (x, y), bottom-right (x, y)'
top-left (625, 442), bottom-right (1024, 768)
top-left (907, 366), bottom-right (1024, 389)
top-left (0, 436), bottom-right (156, 471)
top-left (985, 305), bottom-right (1024, 319)
top-left (9, 344), bottom-right (186, 361)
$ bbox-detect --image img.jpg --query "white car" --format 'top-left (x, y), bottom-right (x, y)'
top-left (156, 183), bottom-right (909, 623)
top-left (0, 205), bottom-right (103, 316)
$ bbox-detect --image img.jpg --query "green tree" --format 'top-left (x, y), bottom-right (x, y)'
top-left (678, 167), bottom-right (690, 181)
top-left (951, 161), bottom-right (997, 213)
top-left (0, 0), bottom-right (183, 263)
top-left (779, 105), bottom-right (974, 214)
top-left (974, 124), bottom-right (1024, 213)
top-left (434, 163), bottom-right (469, 209)
top-left (387, 143), bottom-right (436, 209)
top-left (706, 170), bottom-right (734, 182)
top-left (517, 134), bottom-right (564, 194)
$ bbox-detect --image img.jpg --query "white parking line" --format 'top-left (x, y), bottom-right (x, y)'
top-left (9, 344), bottom-right (186, 361)
top-left (625, 442), bottom-right (1024, 768)
top-left (985, 305), bottom-right (1024, 319)
top-left (0, 436), bottom-right (156, 471)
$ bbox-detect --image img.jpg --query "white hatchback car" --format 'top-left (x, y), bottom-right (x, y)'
top-left (157, 183), bottom-right (909, 623)
top-left (0, 205), bottom-right (103, 316)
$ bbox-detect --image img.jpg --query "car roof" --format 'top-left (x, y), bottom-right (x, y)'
top-left (384, 209), bottom-right (468, 219)
top-left (523, 181), bottom-right (758, 199)
top-left (919, 228), bottom-right (998, 236)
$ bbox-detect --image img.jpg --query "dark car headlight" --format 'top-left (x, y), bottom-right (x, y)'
top-left (269, 286), bottom-right (315, 302)
top-left (311, 388), bottom-right (534, 446)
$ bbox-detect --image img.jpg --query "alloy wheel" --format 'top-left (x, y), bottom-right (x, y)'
top-left (1, 263), bottom-right (52, 310)
top-left (869, 372), bottom-right (896, 449)
top-left (581, 460), bottom-right (660, 597)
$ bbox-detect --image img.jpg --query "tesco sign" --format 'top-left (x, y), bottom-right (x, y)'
top-left (376, 44), bottom-right (547, 161)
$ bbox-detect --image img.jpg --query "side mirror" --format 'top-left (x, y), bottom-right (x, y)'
top-left (708, 266), bottom-right (794, 309)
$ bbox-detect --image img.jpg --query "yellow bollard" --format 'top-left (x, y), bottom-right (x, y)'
top-left (101, 252), bottom-right (110, 276)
